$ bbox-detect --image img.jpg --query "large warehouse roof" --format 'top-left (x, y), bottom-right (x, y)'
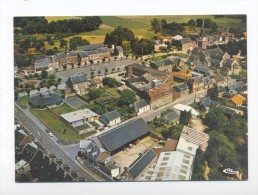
top-left (98, 118), bottom-right (151, 153)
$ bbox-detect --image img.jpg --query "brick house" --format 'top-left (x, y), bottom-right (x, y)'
top-left (66, 74), bottom-right (89, 95)
top-left (173, 83), bottom-right (189, 100)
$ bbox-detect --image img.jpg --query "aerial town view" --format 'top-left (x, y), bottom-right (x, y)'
top-left (14, 15), bottom-right (248, 182)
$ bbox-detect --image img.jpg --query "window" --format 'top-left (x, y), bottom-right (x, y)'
top-left (161, 162), bottom-right (167, 166)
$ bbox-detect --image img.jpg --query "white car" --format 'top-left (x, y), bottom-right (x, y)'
top-left (48, 132), bottom-right (53, 137)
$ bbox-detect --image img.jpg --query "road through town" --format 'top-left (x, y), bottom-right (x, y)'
top-left (15, 103), bottom-right (106, 181)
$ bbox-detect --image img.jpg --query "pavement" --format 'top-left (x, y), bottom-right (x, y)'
top-left (15, 103), bottom-right (107, 181)
top-left (140, 90), bottom-right (207, 122)
top-left (53, 59), bottom-right (138, 83)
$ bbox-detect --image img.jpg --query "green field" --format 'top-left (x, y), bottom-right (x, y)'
top-left (102, 87), bottom-right (120, 98)
top-left (51, 103), bottom-right (77, 115)
top-left (76, 123), bottom-right (90, 130)
top-left (45, 16), bottom-right (81, 22)
top-left (19, 96), bottom-right (30, 105)
top-left (31, 108), bottom-right (83, 142)
top-left (171, 53), bottom-right (189, 58)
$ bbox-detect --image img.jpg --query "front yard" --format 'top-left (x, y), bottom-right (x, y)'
top-left (31, 108), bottom-right (83, 142)
top-left (19, 96), bottom-right (30, 105)
top-left (51, 102), bottom-right (77, 115)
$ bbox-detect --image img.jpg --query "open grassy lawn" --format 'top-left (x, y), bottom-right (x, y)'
top-left (89, 121), bottom-right (100, 127)
top-left (45, 16), bottom-right (81, 22)
top-left (149, 56), bottom-right (167, 61)
top-left (31, 108), bottom-right (83, 142)
top-left (51, 103), bottom-right (77, 115)
top-left (19, 96), bottom-right (30, 105)
top-left (171, 53), bottom-right (189, 58)
top-left (230, 71), bottom-right (247, 80)
top-left (82, 130), bottom-right (97, 138)
top-left (76, 123), bottom-right (90, 130)
top-left (102, 87), bottom-right (120, 98)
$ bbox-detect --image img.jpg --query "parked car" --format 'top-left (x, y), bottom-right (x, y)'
top-left (45, 129), bottom-right (53, 137)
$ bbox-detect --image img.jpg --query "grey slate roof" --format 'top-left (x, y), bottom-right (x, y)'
top-left (77, 43), bottom-right (104, 51)
top-left (150, 59), bottom-right (172, 67)
top-left (221, 106), bottom-right (236, 117)
top-left (116, 46), bottom-right (123, 51)
top-left (164, 111), bottom-right (179, 122)
top-left (193, 66), bottom-right (209, 74)
top-left (134, 99), bottom-right (149, 110)
top-left (127, 149), bottom-right (156, 179)
top-left (227, 81), bottom-right (245, 92)
top-left (56, 52), bottom-right (66, 59)
top-left (180, 37), bottom-right (192, 44)
top-left (218, 86), bottom-right (226, 93)
top-left (206, 48), bottom-right (224, 60)
top-left (69, 75), bottom-right (87, 84)
top-left (99, 110), bottom-right (121, 124)
top-left (174, 83), bottom-right (189, 92)
top-left (29, 92), bottom-right (63, 107)
top-left (69, 51), bottom-right (77, 57)
top-left (199, 97), bottom-right (220, 109)
top-left (98, 118), bottom-right (151, 153)
top-left (34, 57), bottom-right (49, 69)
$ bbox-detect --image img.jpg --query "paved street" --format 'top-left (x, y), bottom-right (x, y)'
top-left (15, 103), bottom-right (108, 181)
top-left (140, 90), bottom-right (207, 122)
top-left (53, 59), bottom-right (138, 83)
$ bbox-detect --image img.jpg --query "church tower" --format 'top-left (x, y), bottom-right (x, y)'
top-left (197, 20), bottom-right (207, 49)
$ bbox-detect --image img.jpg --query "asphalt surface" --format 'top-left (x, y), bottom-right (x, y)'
top-left (140, 90), bottom-right (208, 122)
top-left (15, 103), bottom-right (108, 181)
top-left (53, 59), bottom-right (138, 83)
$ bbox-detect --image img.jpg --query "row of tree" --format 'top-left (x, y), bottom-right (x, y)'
top-left (207, 39), bottom-right (247, 56)
top-left (151, 18), bottom-right (185, 36)
top-left (104, 26), bottom-right (155, 56)
top-left (14, 16), bottom-right (102, 34)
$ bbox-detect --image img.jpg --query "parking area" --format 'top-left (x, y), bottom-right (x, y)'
top-left (112, 136), bottom-right (160, 172)
top-left (64, 97), bottom-right (86, 108)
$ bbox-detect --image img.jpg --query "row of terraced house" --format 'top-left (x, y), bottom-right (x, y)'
top-left (33, 43), bottom-right (123, 72)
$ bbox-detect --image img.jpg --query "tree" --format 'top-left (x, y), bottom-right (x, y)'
top-left (208, 168), bottom-right (225, 181)
top-left (60, 39), bottom-right (67, 48)
top-left (41, 70), bottom-right (48, 79)
top-left (88, 88), bottom-right (102, 101)
top-left (162, 22), bottom-right (185, 36)
top-left (105, 68), bottom-right (108, 76)
top-left (208, 84), bottom-right (219, 101)
top-left (188, 19), bottom-right (196, 27)
top-left (179, 110), bottom-right (192, 125)
top-left (90, 71), bottom-right (95, 79)
top-left (204, 108), bottom-right (225, 132)
top-left (102, 77), bottom-right (120, 87)
top-left (161, 19), bottom-right (167, 27)
top-left (69, 36), bottom-right (90, 50)
top-left (205, 147), bottom-right (220, 168)
top-left (191, 149), bottom-right (205, 180)
top-left (196, 18), bottom-right (203, 27)
top-left (104, 26), bottom-right (136, 47)
top-left (151, 18), bottom-right (162, 33)
top-left (119, 89), bottom-right (136, 106)
top-left (131, 38), bottom-right (155, 56)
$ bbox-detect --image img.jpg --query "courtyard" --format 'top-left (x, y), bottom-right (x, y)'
top-left (112, 136), bottom-right (160, 173)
